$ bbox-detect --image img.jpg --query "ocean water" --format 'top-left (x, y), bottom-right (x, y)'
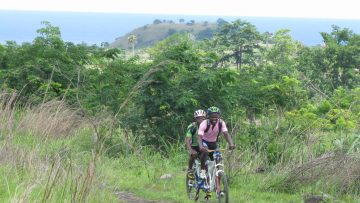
top-left (1, 10), bottom-right (359, 46)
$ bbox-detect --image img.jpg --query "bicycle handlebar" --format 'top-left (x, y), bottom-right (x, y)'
top-left (207, 149), bottom-right (226, 153)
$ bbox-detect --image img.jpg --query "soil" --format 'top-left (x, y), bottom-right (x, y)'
top-left (115, 191), bottom-right (174, 203)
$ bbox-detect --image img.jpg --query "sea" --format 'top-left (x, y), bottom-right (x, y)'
top-left (1, 10), bottom-right (359, 46)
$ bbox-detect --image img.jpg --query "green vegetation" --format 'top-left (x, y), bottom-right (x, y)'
top-left (0, 19), bottom-right (360, 202)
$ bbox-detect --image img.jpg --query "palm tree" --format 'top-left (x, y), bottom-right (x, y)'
top-left (127, 34), bottom-right (137, 55)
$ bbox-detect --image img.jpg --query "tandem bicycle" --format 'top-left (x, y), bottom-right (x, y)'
top-left (186, 149), bottom-right (229, 203)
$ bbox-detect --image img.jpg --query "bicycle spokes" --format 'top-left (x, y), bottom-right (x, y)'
top-left (216, 175), bottom-right (221, 193)
top-left (216, 172), bottom-right (229, 203)
top-left (187, 157), bottom-right (229, 202)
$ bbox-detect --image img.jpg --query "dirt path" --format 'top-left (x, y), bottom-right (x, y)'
top-left (115, 191), bottom-right (174, 203)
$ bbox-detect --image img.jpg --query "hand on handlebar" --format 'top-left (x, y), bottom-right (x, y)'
top-left (190, 149), bottom-right (198, 155)
top-left (228, 145), bottom-right (236, 150)
top-left (200, 147), bottom-right (208, 153)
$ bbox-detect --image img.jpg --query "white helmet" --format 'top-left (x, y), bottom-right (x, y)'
top-left (194, 109), bottom-right (206, 118)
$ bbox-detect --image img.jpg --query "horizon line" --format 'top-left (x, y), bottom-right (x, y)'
top-left (1, 9), bottom-right (360, 21)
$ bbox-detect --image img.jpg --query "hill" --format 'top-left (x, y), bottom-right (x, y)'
top-left (3, 11), bottom-right (360, 46)
top-left (110, 21), bottom-right (218, 49)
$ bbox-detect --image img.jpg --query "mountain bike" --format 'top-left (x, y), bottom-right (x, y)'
top-left (186, 149), bottom-right (229, 203)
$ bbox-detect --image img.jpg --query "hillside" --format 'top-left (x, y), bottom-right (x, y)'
top-left (110, 21), bottom-right (218, 49)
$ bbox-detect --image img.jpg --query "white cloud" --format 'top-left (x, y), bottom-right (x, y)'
top-left (1, 0), bottom-right (359, 19)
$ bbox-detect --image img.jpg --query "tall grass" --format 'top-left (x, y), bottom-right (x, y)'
top-left (0, 92), bottom-right (17, 136)
top-left (247, 118), bottom-right (360, 202)
top-left (0, 94), bottom-right (118, 202)
top-left (224, 114), bottom-right (360, 202)
top-left (18, 100), bottom-right (84, 138)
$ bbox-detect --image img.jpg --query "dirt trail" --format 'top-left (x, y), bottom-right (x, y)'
top-left (115, 191), bottom-right (173, 203)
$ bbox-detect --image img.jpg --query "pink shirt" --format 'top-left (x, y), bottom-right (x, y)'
top-left (198, 119), bottom-right (228, 142)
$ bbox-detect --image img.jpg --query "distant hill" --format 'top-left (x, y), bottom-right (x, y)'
top-left (110, 21), bottom-right (219, 49)
top-left (2, 11), bottom-right (360, 46)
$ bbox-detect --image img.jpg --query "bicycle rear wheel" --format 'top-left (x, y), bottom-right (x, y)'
top-left (186, 173), bottom-right (197, 200)
top-left (215, 171), bottom-right (229, 203)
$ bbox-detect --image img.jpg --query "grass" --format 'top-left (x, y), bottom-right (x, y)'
top-left (2, 124), bottom-right (360, 202)
top-left (2, 126), bottom-right (360, 202)
top-left (98, 149), bottom-right (302, 203)
top-left (1, 97), bottom-right (359, 203)
top-left (0, 132), bottom-right (119, 203)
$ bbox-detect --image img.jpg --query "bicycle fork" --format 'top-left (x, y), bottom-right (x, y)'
top-left (214, 163), bottom-right (224, 196)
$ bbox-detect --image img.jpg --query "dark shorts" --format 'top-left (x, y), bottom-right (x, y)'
top-left (191, 146), bottom-right (200, 153)
top-left (202, 140), bottom-right (217, 161)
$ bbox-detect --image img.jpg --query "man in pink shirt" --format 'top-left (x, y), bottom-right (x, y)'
top-left (197, 106), bottom-right (235, 179)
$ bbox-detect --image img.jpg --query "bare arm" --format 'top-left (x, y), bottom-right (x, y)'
top-left (185, 137), bottom-right (192, 152)
top-left (223, 131), bottom-right (235, 149)
top-left (198, 134), bottom-right (204, 149)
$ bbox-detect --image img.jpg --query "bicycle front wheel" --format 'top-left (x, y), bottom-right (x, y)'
top-left (215, 171), bottom-right (229, 203)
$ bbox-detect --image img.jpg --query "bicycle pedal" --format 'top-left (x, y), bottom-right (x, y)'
top-left (187, 172), bottom-right (195, 180)
top-left (216, 191), bottom-right (224, 198)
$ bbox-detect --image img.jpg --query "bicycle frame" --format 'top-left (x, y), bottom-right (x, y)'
top-left (187, 149), bottom-right (229, 202)
top-left (190, 159), bottom-right (210, 201)
top-left (208, 151), bottom-right (224, 194)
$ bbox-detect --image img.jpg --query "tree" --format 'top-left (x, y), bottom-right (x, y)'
top-left (213, 19), bottom-right (263, 71)
top-left (187, 20), bottom-right (195, 25)
top-left (153, 19), bottom-right (162, 24)
top-left (127, 35), bottom-right (137, 55)
top-left (320, 26), bottom-right (360, 90)
top-left (264, 29), bottom-right (301, 68)
top-left (197, 28), bottom-right (215, 40)
top-left (216, 18), bottom-right (228, 27)
top-left (0, 22), bottom-right (100, 104)
top-left (297, 26), bottom-right (360, 93)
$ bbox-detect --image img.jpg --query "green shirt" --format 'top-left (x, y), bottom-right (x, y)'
top-left (186, 122), bottom-right (199, 146)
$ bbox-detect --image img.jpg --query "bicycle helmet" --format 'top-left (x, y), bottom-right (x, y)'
top-left (194, 109), bottom-right (206, 118)
top-left (207, 106), bottom-right (221, 115)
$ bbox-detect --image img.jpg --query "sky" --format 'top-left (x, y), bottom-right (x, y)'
top-left (1, 0), bottom-right (360, 20)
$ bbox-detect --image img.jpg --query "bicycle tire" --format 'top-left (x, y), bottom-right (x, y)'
top-left (186, 174), bottom-right (197, 200)
top-left (216, 171), bottom-right (229, 203)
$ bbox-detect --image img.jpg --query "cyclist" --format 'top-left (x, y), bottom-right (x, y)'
top-left (198, 106), bottom-right (235, 180)
top-left (185, 109), bottom-right (206, 180)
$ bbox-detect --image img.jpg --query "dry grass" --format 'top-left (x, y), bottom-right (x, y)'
top-left (0, 142), bottom-right (98, 202)
top-left (0, 143), bottom-right (40, 168)
top-left (273, 152), bottom-right (360, 194)
top-left (0, 92), bottom-right (17, 134)
top-left (1, 91), bottom-right (84, 138)
top-left (18, 100), bottom-right (84, 138)
top-left (0, 90), bottom-right (106, 202)
top-left (0, 142), bottom-right (45, 202)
